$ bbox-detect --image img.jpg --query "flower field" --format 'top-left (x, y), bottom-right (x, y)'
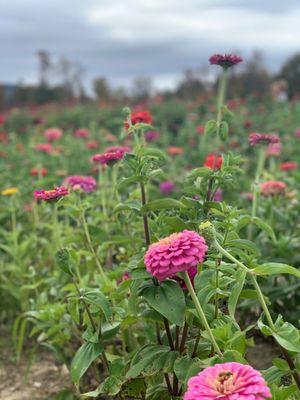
top-left (0, 56), bottom-right (300, 400)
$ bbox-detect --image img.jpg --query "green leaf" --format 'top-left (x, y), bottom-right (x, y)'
top-left (252, 217), bottom-right (276, 243)
top-left (141, 280), bottom-right (186, 326)
top-left (228, 269), bottom-right (247, 320)
top-left (204, 120), bottom-right (217, 135)
top-left (84, 290), bottom-right (112, 320)
top-left (118, 176), bottom-right (141, 190)
top-left (126, 345), bottom-right (170, 378)
top-left (141, 198), bottom-right (185, 213)
top-left (138, 147), bottom-right (167, 159)
top-left (258, 315), bottom-right (300, 352)
top-left (253, 263), bottom-right (300, 278)
top-left (55, 249), bottom-right (73, 276)
top-left (71, 341), bottom-right (104, 385)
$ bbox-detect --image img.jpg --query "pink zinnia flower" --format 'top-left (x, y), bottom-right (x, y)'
top-left (248, 133), bottom-right (279, 147)
top-left (280, 161), bottom-right (297, 171)
top-left (294, 128), bottom-right (300, 138)
top-left (105, 145), bottom-right (131, 154)
top-left (35, 143), bottom-right (53, 153)
top-left (184, 362), bottom-right (271, 400)
top-left (92, 150), bottom-right (125, 165)
top-left (173, 266), bottom-right (198, 290)
top-left (74, 128), bottom-right (89, 138)
top-left (260, 180), bottom-right (286, 196)
top-left (62, 175), bottom-right (97, 193)
top-left (44, 128), bottom-right (63, 142)
top-left (266, 142), bottom-right (282, 156)
top-left (144, 230), bottom-right (208, 281)
top-left (196, 125), bottom-right (205, 135)
top-left (34, 186), bottom-right (68, 202)
top-left (86, 140), bottom-right (99, 149)
top-left (209, 54), bottom-right (243, 68)
top-left (0, 114), bottom-right (5, 125)
top-left (213, 188), bottom-right (223, 202)
top-left (160, 180), bottom-right (174, 195)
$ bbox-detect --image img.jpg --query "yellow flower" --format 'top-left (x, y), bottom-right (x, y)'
top-left (1, 187), bottom-right (19, 196)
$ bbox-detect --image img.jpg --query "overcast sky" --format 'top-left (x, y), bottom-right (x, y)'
top-left (1, 0), bottom-right (300, 91)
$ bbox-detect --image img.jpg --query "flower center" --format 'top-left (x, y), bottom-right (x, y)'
top-left (214, 371), bottom-right (234, 394)
top-left (44, 190), bottom-right (57, 196)
top-left (158, 233), bottom-right (180, 246)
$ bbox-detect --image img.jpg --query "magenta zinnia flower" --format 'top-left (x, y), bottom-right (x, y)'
top-left (248, 133), bottom-right (279, 147)
top-left (144, 230), bottom-right (207, 281)
top-left (184, 362), bottom-right (271, 400)
top-left (92, 150), bottom-right (125, 165)
top-left (34, 186), bottom-right (68, 202)
top-left (160, 180), bottom-right (174, 195)
top-left (62, 175), bottom-right (97, 193)
top-left (209, 54), bottom-right (243, 68)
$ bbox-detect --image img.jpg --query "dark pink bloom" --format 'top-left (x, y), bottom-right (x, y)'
top-left (196, 125), bottom-right (205, 135)
top-left (92, 150), bottom-right (125, 165)
top-left (62, 175), bottom-right (97, 193)
top-left (34, 186), bottom-right (68, 202)
top-left (105, 145), bottom-right (131, 154)
top-left (184, 362), bottom-right (271, 400)
top-left (260, 181), bottom-right (286, 196)
top-left (44, 128), bottom-right (63, 142)
top-left (213, 188), bottom-right (223, 202)
top-left (35, 143), bottom-right (53, 153)
top-left (209, 54), bottom-right (243, 68)
top-left (160, 180), bottom-right (174, 195)
top-left (145, 130), bottom-right (160, 142)
top-left (0, 115), bottom-right (6, 125)
top-left (173, 266), bottom-right (197, 290)
top-left (74, 128), bottom-right (89, 138)
top-left (248, 133), bottom-right (279, 147)
top-left (144, 230), bottom-right (208, 281)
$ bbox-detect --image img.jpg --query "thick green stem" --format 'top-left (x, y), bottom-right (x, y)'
top-left (183, 271), bottom-right (222, 358)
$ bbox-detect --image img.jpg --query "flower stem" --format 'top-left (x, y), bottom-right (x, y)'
top-left (213, 234), bottom-right (300, 390)
top-left (216, 69), bottom-right (228, 141)
top-left (248, 147), bottom-right (265, 240)
top-left (140, 182), bottom-right (151, 246)
top-left (81, 210), bottom-right (107, 282)
top-left (183, 270), bottom-right (222, 358)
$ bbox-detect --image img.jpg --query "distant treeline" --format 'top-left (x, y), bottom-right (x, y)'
top-left (1, 50), bottom-right (300, 109)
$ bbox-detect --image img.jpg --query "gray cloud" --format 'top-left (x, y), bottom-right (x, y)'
top-left (0, 0), bottom-right (300, 90)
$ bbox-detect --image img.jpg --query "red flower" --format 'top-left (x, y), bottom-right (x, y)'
top-left (204, 153), bottom-right (222, 170)
top-left (30, 167), bottom-right (48, 177)
top-left (280, 161), bottom-right (297, 171)
top-left (167, 146), bottom-right (184, 156)
top-left (125, 111), bottom-right (153, 130)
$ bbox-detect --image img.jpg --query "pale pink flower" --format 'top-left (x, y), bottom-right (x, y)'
top-left (184, 362), bottom-right (271, 400)
top-left (35, 143), bottom-right (53, 153)
top-left (44, 128), bottom-right (63, 142)
top-left (144, 230), bottom-right (207, 281)
top-left (74, 128), bottom-right (89, 138)
top-left (266, 142), bottom-right (282, 156)
top-left (260, 181), bottom-right (286, 196)
top-left (92, 150), bottom-right (125, 165)
top-left (62, 175), bottom-right (97, 193)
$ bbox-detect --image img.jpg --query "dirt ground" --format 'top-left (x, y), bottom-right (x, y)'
top-left (0, 348), bottom-right (74, 400)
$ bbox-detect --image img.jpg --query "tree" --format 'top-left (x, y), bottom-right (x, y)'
top-left (279, 53), bottom-right (300, 97)
top-left (93, 77), bottom-right (111, 102)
